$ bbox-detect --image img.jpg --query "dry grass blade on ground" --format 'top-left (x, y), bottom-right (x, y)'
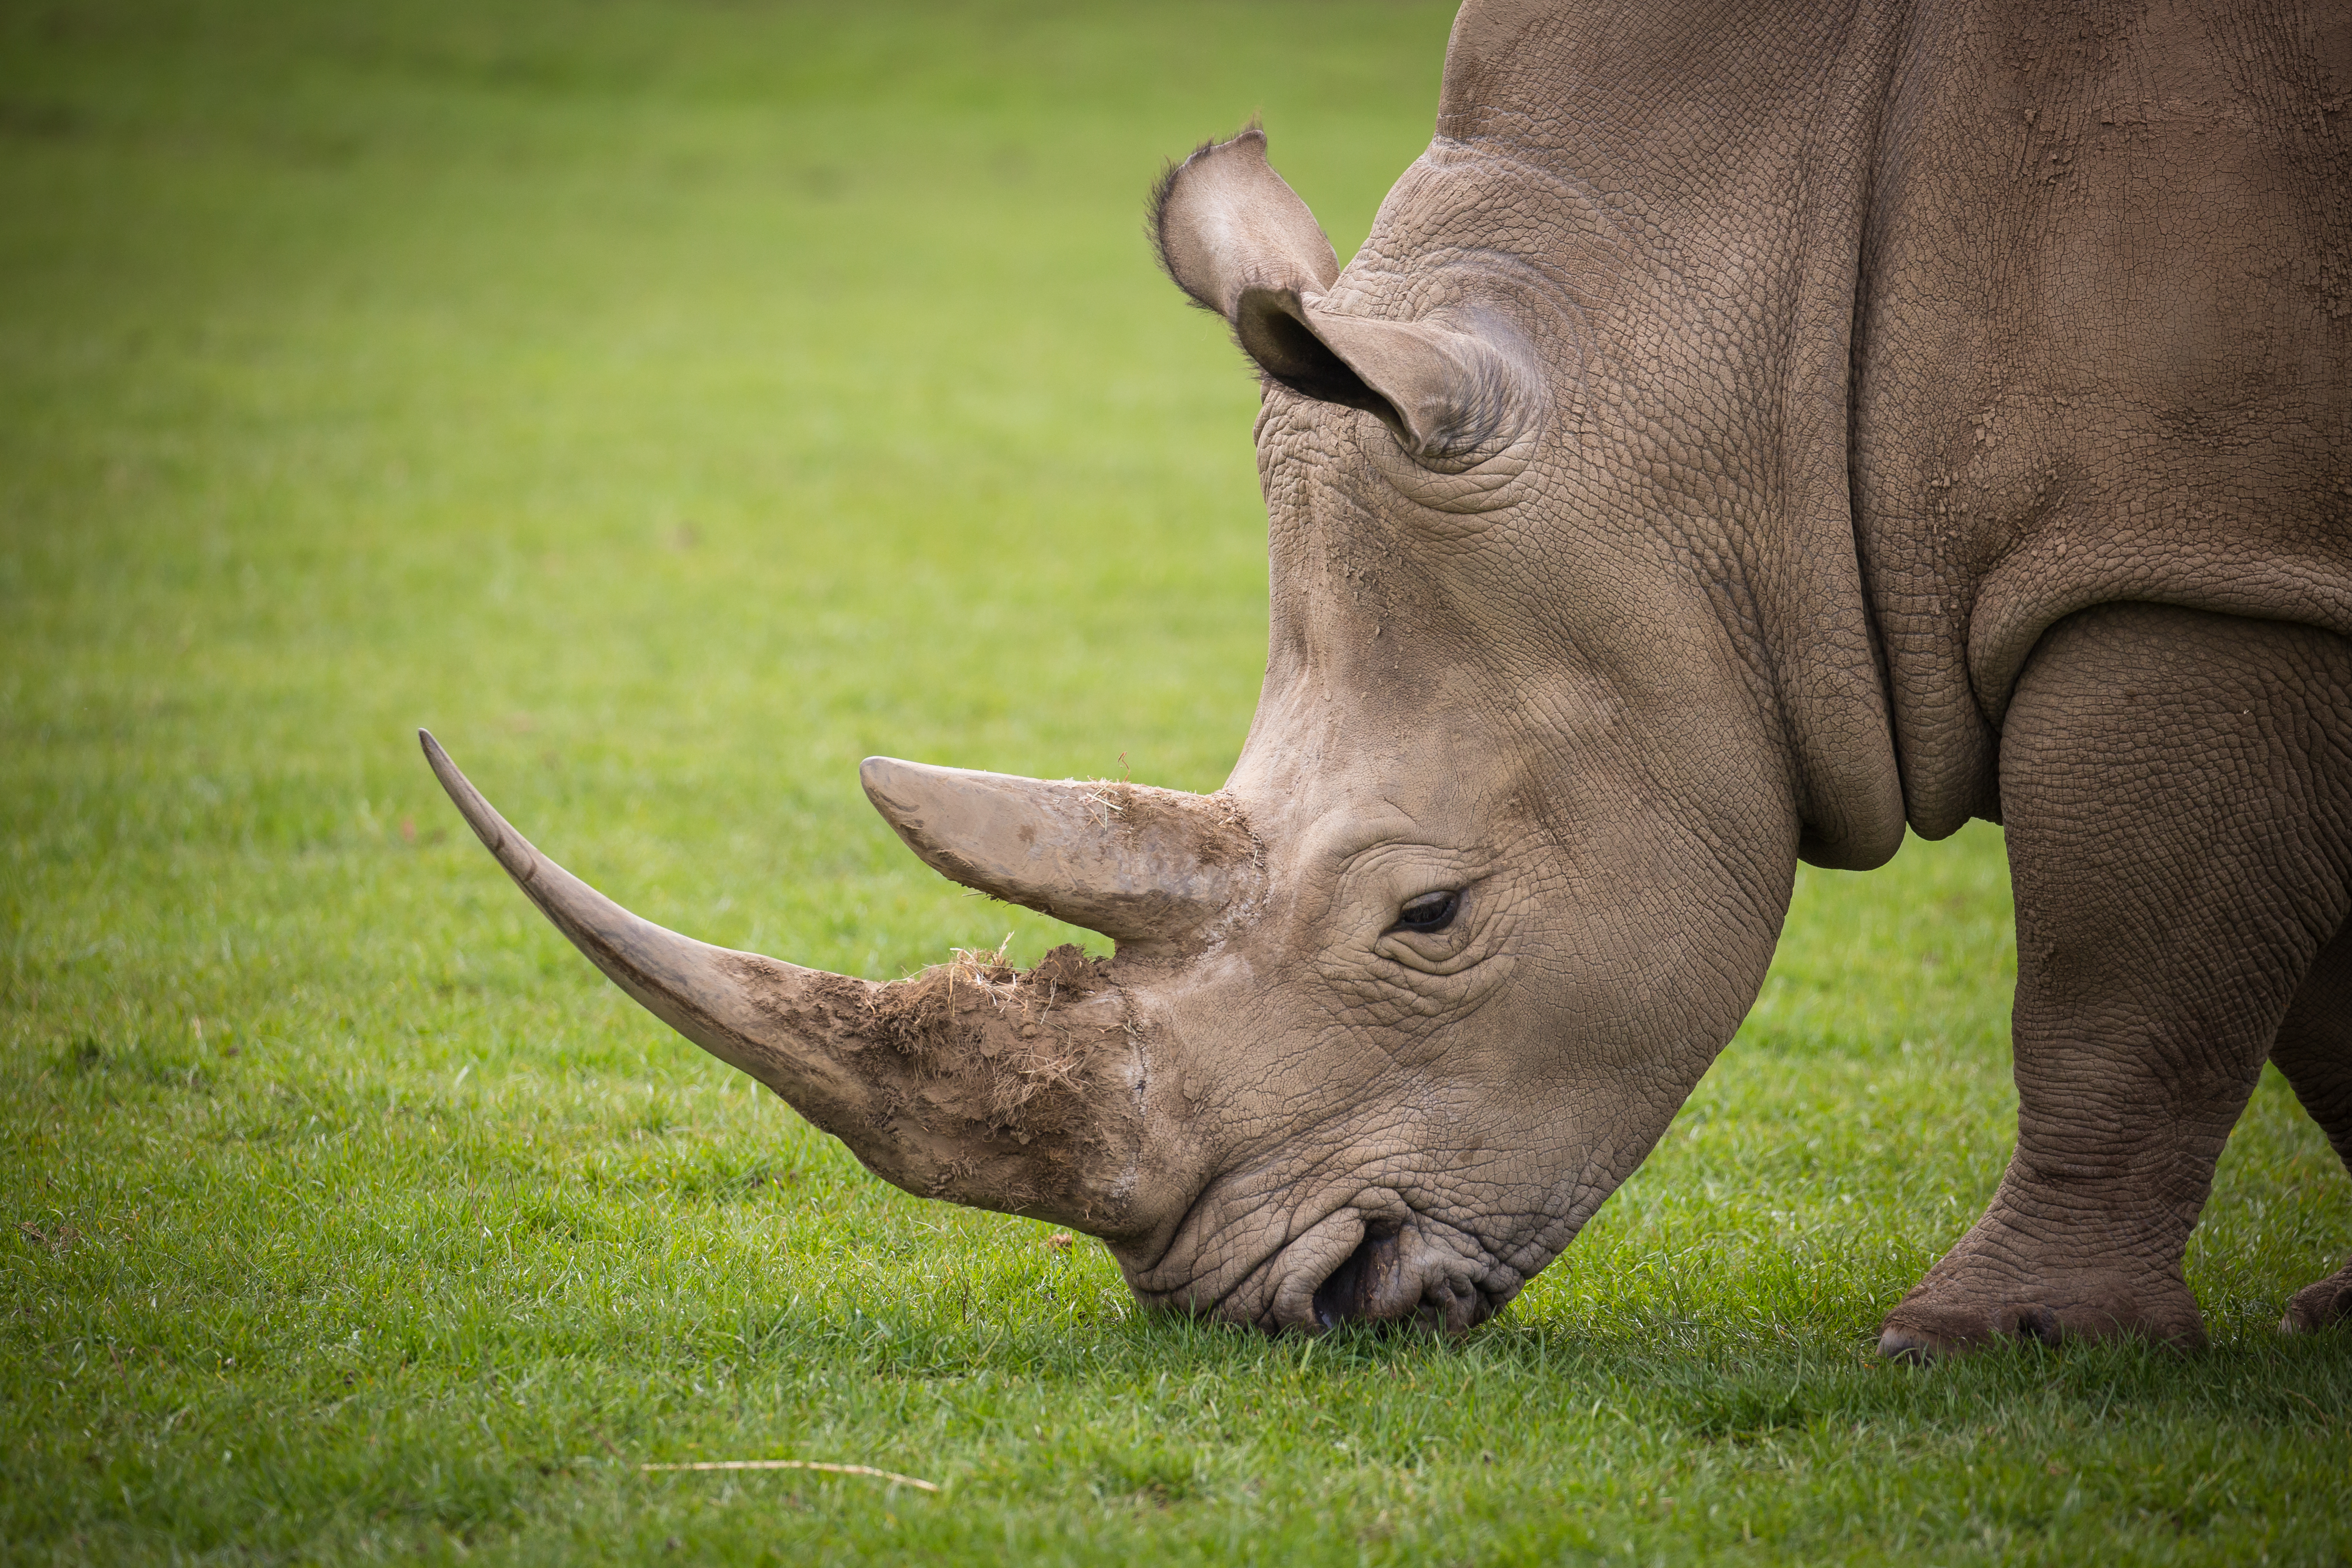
top-left (637, 1461), bottom-right (941, 1492)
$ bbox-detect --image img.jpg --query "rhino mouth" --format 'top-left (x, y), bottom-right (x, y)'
top-left (1307, 1222), bottom-right (1499, 1334)
top-left (1313, 1224), bottom-right (1410, 1330)
top-left (1317, 1232), bottom-right (1401, 1335)
top-left (1130, 1192), bottom-right (1512, 1335)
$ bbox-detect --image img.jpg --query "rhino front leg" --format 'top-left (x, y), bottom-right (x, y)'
top-left (1879, 604), bottom-right (2352, 1359)
top-left (2272, 920), bottom-right (2352, 1333)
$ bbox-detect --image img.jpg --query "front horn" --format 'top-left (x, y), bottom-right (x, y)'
top-left (420, 730), bottom-right (1149, 1236)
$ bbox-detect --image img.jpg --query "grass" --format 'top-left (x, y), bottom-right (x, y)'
top-left (2, 1), bottom-right (2348, 1561)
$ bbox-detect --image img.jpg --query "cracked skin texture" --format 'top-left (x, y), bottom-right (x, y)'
top-left (432, 0), bottom-right (2352, 1353)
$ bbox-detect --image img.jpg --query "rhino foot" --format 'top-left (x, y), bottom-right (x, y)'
top-left (1876, 1224), bottom-right (2205, 1361)
top-left (1877, 1287), bottom-right (2204, 1361)
top-left (2280, 1262), bottom-right (2352, 1334)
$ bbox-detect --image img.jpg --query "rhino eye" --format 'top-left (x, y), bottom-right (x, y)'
top-left (1392, 889), bottom-right (1461, 934)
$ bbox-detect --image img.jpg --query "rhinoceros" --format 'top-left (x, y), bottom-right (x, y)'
top-left (423, 0), bottom-right (2352, 1357)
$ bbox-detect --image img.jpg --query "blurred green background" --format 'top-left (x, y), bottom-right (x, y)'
top-left (4, 2), bottom-right (2347, 1563)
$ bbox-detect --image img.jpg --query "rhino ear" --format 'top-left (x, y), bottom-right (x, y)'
top-left (1150, 125), bottom-right (1339, 317)
top-left (1151, 129), bottom-right (1535, 463)
top-left (1236, 293), bottom-right (1535, 462)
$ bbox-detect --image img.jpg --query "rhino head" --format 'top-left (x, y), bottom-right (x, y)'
top-left (430, 21), bottom-right (1916, 1330)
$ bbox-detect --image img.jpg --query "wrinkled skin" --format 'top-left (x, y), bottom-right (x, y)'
top-left (429, 0), bottom-right (2352, 1353)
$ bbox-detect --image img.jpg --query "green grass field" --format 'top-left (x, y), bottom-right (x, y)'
top-left (4, 2), bottom-right (2348, 1562)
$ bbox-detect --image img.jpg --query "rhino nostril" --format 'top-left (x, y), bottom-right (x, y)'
top-left (1312, 1224), bottom-right (1404, 1330)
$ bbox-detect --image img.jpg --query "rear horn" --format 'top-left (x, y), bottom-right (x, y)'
top-left (859, 757), bottom-right (1258, 954)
